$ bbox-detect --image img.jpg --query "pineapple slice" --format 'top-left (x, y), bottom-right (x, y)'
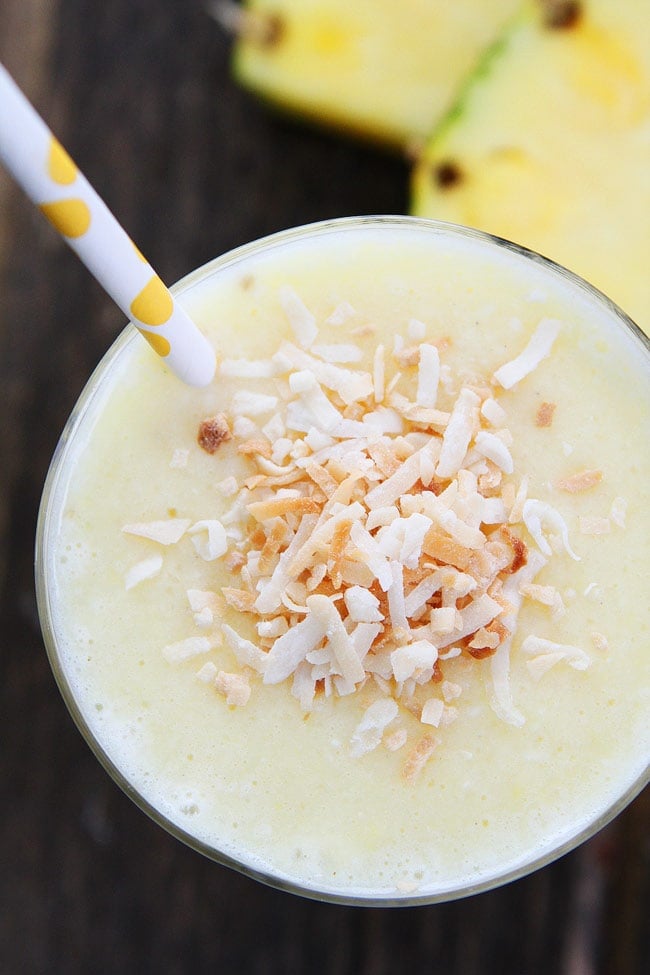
top-left (228, 0), bottom-right (522, 147)
top-left (411, 0), bottom-right (650, 332)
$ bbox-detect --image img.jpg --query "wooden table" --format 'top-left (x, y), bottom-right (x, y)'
top-left (1, 2), bottom-right (647, 972)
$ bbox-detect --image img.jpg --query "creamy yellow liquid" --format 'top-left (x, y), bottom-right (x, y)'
top-left (41, 220), bottom-right (650, 902)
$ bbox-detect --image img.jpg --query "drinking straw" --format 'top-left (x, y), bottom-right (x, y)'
top-left (0, 63), bottom-right (216, 387)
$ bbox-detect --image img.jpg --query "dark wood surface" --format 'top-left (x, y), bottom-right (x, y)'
top-left (1, 2), bottom-right (647, 973)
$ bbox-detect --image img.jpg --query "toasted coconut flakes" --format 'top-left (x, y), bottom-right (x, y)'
top-left (196, 661), bottom-right (219, 684)
top-left (391, 640), bottom-right (438, 682)
top-left (610, 496), bottom-right (627, 528)
top-left (216, 476), bottom-right (239, 497)
top-left (125, 554), bottom-right (163, 590)
top-left (519, 583), bottom-right (557, 606)
top-left (523, 500), bottom-right (580, 560)
top-left (402, 734), bottom-right (438, 782)
top-left (521, 635), bottom-right (590, 674)
top-left (215, 670), bottom-right (251, 707)
top-left (350, 622), bottom-right (383, 659)
top-left (387, 561), bottom-right (409, 634)
top-left (366, 444), bottom-right (433, 510)
top-left (403, 569), bottom-right (448, 616)
top-left (489, 637), bottom-right (525, 726)
top-left (198, 414), bottom-right (231, 453)
top-left (420, 697), bottom-right (445, 727)
top-left (438, 594), bottom-right (503, 650)
top-left (122, 518), bottom-right (191, 545)
top-left (493, 318), bottom-right (561, 389)
top-left (579, 516), bottom-right (611, 535)
top-left (350, 698), bottom-right (399, 757)
top-left (222, 624), bottom-right (267, 673)
top-left (436, 387), bottom-right (480, 478)
top-left (429, 607), bottom-right (458, 635)
top-left (312, 343), bottom-right (363, 363)
top-left (279, 285), bottom-right (318, 348)
top-left (422, 529), bottom-right (474, 571)
top-left (481, 398), bottom-right (507, 427)
top-left (163, 636), bottom-right (213, 663)
top-left (170, 448), bottom-right (189, 469)
top-left (366, 505), bottom-right (400, 531)
top-left (326, 301), bottom-right (356, 326)
top-left (468, 626), bottom-right (501, 650)
top-left (557, 469), bottom-right (603, 493)
top-left (373, 344), bottom-right (385, 404)
top-left (474, 431), bottom-right (514, 474)
top-left (307, 594), bottom-right (366, 685)
top-left (188, 520), bottom-right (228, 561)
top-left (257, 520), bottom-right (288, 575)
top-left (220, 358), bottom-right (276, 378)
top-left (535, 401), bottom-right (556, 427)
top-left (508, 475), bottom-right (529, 525)
top-left (257, 617), bottom-right (288, 639)
top-left (344, 586), bottom-right (382, 624)
top-left (237, 438), bottom-right (272, 459)
top-left (222, 588), bottom-right (256, 612)
top-left (408, 318), bottom-right (427, 340)
top-left (395, 344), bottom-right (420, 368)
top-left (416, 344), bottom-right (440, 408)
top-left (279, 341), bottom-right (373, 404)
top-left (248, 496), bottom-right (319, 522)
top-left (231, 391), bottom-right (279, 417)
top-left (187, 589), bottom-right (221, 614)
top-left (439, 647), bottom-right (462, 661)
top-left (385, 728), bottom-right (408, 752)
top-left (306, 463), bottom-right (339, 496)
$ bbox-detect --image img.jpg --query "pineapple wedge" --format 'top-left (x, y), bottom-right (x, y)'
top-left (411, 0), bottom-right (650, 332)
top-left (230, 0), bottom-right (522, 147)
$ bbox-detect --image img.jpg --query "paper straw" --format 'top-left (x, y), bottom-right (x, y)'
top-left (0, 63), bottom-right (216, 387)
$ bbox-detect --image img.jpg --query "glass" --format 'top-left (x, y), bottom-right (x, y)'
top-left (35, 216), bottom-right (650, 906)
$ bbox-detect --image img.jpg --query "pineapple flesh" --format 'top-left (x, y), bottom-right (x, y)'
top-left (411, 0), bottom-right (650, 332)
top-left (231, 0), bottom-right (522, 148)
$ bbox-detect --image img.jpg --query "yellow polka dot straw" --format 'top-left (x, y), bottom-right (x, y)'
top-left (0, 63), bottom-right (216, 386)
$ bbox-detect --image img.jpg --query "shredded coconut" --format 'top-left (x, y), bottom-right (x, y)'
top-left (122, 292), bottom-right (606, 763)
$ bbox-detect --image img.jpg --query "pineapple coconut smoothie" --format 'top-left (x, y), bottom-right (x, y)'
top-left (38, 219), bottom-right (649, 903)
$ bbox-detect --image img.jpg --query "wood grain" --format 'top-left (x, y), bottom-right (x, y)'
top-left (0, 2), bottom-right (647, 973)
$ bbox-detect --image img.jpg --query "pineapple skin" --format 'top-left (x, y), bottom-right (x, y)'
top-left (233, 0), bottom-right (522, 148)
top-left (411, 0), bottom-right (650, 333)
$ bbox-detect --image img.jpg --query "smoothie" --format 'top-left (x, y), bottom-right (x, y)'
top-left (37, 217), bottom-right (650, 904)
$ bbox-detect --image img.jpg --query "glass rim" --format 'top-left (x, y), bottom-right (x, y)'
top-left (35, 215), bottom-right (650, 907)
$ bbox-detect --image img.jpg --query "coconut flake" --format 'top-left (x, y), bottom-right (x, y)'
top-left (124, 554), bottom-right (163, 590)
top-left (122, 518), bottom-right (191, 545)
top-left (436, 387), bottom-right (480, 478)
top-left (391, 640), bottom-right (438, 682)
top-left (481, 398), bottom-right (507, 426)
top-left (325, 301), bottom-right (356, 326)
top-left (522, 635), bottom-right (590, 678)
top-left (350, 698), bottom-right (399, 757)
top-left (344, 586), bottom-right (383, 623)
top-left (162, 636), bottom-right (213, 663)
top-left (188, 520), bottom-right (228, 561)
top-left (474, 431), bottom-right (514, 474)
top-left (420, 698), bottom-right (445, 727)
top-left (215, 671), bottom-right (251, 707)
top-left (610, 496), bottom-right (627, 528)
top-left (416, 344), bottom-right (440, 408)
top-left (493, 318), bottom-right (561, 389)
top-left (231, 391), bottom-right (279, 417)
top-left (279, 285), bottom-right (318, 348)
top-left (523, 499), bottom-right (580, 560)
